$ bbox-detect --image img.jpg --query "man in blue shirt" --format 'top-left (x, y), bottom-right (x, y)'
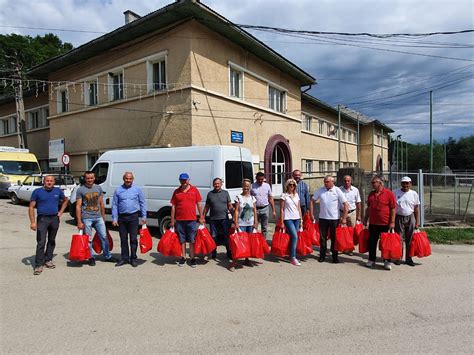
top-left (28, 175), bottom-right (69, 275)
top-left (292, 169), bottom-right (310, 216)
top-left (112, 172), bottom-right (146, 267)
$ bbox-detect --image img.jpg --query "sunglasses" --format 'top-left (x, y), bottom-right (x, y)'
top-left (289, 184), bottom-right (296, 186)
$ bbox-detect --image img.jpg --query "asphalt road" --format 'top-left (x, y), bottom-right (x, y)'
top-left (0, 199), bottom-right (473, 354)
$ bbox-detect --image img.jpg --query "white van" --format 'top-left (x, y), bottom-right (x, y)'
top-left (72, 145), bottom-right (254, 235)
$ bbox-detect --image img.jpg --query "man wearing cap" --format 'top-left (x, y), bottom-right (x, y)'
top-left (251, 172), bottom-right (276, 239)
top-left (394, 176), bottom-right (420, 267)
top-left (292, 169), bottom-right (310, 216)
top-left (170, 173), bottom-right (205, 268)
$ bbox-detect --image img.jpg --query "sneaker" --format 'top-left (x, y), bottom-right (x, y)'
top-left (88, 258), bottom-right (96, 266)
top-left (406, 259), bottom-right (415, 267)
top-left (291, 258), bottom-right (301, 266)
top-left (318, 256), bottom-right (325, 263)
top-left (130, 259), bottom-right (138, 268)
top-left (190, 258), bottom-right (197, 268)
top-left (228, 262), bottom-right (236, 272)
top-left (105, 256), bottom-right (118, 263)
top-left (33, 266), bottom-right (43, 275)
top-left (178, 257), bottom-right (186, 267)
top-left (365, 260), bottom-right (375, 268)
top-left (384, 261), bottom-right (392, 270)
top-left (44, 261), bottom-right (56, 269)
top-left (394, 260), bottom-right (401, 265)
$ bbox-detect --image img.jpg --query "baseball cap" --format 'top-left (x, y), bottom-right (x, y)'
top-left (401, 176), bottom-right (412, 183)
top-left (179, 173), bottom-right (190, 180)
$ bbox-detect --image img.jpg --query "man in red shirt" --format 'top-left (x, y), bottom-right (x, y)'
top-left (170, 173), bottom-right (205, 268)
top-left (363, 175), bottom-right (396, 270)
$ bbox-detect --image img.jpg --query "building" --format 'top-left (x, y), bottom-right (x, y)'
top-left (0, 0), bottom-right (392, 195)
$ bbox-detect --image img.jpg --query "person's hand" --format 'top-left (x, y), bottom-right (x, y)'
top-left (389, 222), bottom-right (395, 229)
top-left (170, 221), bottom-right (175, 228)
top-left (30, 222), bottom-right (37, 231)
top-left (57, 211), bottom-right (63, 218)
top-left (340, 217), bottom-right (347, 225)
top-left (140, 219), bottom-right (146, 225)
top-left (272, 210), bottom-right (276, 218)
top-left (77, 222), bottom-right (84, 230)
top-left (199, 216), bottom-right (205, 225)
top-left (112, 221), bottom-right (119, 227)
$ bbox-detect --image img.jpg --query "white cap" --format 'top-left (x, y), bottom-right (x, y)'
top-left (401, 176), bottom-right (412, 183)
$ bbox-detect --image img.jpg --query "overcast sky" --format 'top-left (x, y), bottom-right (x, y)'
top-left (1, 0), bottom-right (472, 144)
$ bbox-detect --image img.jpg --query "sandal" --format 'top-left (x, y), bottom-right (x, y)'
top-left (33, 266), bottom-right (43, 275)
top-left (44, 261), bottom-right (56, 269)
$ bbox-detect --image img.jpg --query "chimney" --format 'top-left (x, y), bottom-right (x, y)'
top-left (124, 10), bottom-right (141, 25)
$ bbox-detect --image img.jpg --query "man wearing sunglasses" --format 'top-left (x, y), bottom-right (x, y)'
top-left (394, 176), bottom-right (420, 266)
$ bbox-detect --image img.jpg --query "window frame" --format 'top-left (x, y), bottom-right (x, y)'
top-left (146, 53), bottom-right (168, 93)
top-left (229, 67), bottom-right (243, 99)
top-left (268, 85), bottom-right (286, 113)
top-left (85, 80), bottom-right (99, 106)
top-left (108, 70), bottom-right (124, 101)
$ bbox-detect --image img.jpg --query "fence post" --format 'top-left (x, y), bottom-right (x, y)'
top-left (418, 169), bottom-right (424, 227)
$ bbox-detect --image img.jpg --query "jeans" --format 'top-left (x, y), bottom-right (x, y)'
top-left (256, 206), bottom-right (269, 238)
top-left (83, 217), bottom-right (112, 259)
top-left (284, 219), bottom-right (300, 259)
top-left (239, 225), bottom-right (254, 233)
top-left (175, 220), bottom-right (198, 243)
top-left (319, 218), bottom-right (339, 260)
top-left (209, 218), bottom-right (230, 254)
top-left (118, 212), bottom-right (139, 262)
top-left (368, 224), bottom-right (390, 262)
top-left (35, 215), bottom-right (60, 267)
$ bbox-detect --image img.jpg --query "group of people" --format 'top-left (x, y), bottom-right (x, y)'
top-left (28, 169), bottom-right (420, 275)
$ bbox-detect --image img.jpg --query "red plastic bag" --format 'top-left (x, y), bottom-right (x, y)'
top-left (229, 231), bottom-right (251, 259)
top-left (358, 228), bottom-right (369, 253)
top-left (303, 211), bottom-right (313, 230)
top-left (297, 230), bottom-right (312, 256)
top-left (69, 231), bottom-right (91, 261)
top-left (139, 225), bottom-right (153, 254)
top-left (271, 229), bottom-right (290, 257)
top-left (92, 230), bottom-right (114, 253)
top-left (249, 231), bottom-right (270, 258)
top-left (194, 226), bottom-right (217, 255)
top-left (353, 223), bottom-right (364, 246)
top-left (380, 231), bottom-right (402, 260)
top-left (409, 230), bottom-right (431, 258)
top-left (304, 221), bottom-right (320, 246)
top-left (157, 228), bottom-right (182, 257)
top-left (335, 226), bottom-right (355, 252)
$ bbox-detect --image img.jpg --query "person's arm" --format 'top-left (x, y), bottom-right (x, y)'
top-left (198, 201), bottom-right (205, 225)
top-left (355, 202), bottom-right (362, 221)
top-left (99, 195), bottom-right (106, 221)
top-left (309, 197), bottom-right (315, 222)
top-left (76, 197), bottom-right (84, 230)
top-left (340, 202), bottom-right (349, 225)
top-left (203, 204), bottom-right (209, 220)
top-left (252, 201), bottom-right (258, 229)
top-left (112, 191), bottom-right (119, 226)
top-left (28, 200), bottom-right (37, 231)
top-left (304, 183), bottom-right (311, 212)
top-left (389, 207), bottom-right (396, 229)
top-left (414, 205), bottom-right (420, 229)
top-left (58, 197), bottom-right (69, 217)
top-left (170, 205), bottom-right (176, 228)
top-left (268, 194), bottom-right (277, 217)
top-left (139, 188), bottom-right (147, 225)
top-left (279, 198), bottom-right (285, 226)
top-left (234, 200), bottom-right (240, 230)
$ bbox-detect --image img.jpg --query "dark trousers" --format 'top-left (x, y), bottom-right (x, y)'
top-left (35, 215), bottom-right (59, 267)
top-left (319, 218), bottom-right (339, 260)
top-left (118, 212), bottom-right (139, 262)
top-left (368, 224), bottom-right (390, 262)
top-left (209, 218), bottom-right (231, 255)
top-left (395, 214), bottom-right (416, 261)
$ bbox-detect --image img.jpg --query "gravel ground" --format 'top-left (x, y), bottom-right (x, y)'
top-left (0, 199), bottom-right (473, 354)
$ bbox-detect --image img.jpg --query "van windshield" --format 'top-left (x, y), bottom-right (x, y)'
top-left (225, 161), bottom-right (253, 188)
top-left (0, 161), bottom-right (41, 175)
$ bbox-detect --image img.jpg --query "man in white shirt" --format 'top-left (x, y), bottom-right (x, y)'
top-left (394, 176), bottom-right (420, 267)
top-left (310, 175), bottom-right (349, 263)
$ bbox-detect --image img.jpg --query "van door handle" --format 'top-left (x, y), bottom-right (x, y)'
top-left (106, 198), bottom-right (110, 205)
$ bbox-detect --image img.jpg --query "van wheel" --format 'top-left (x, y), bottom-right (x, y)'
top-left (10, 193), bottom-right (19, 205)
top-left (158, 215), bottom-right (171, 237)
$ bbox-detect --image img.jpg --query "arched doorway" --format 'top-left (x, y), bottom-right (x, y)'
top-left (376, 154), bottom-right (383, 173)
top-left (264, 135), bottom-right (292, 196)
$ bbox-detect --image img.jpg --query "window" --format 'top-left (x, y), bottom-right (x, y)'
top-left (28, 107), bottom-right (48, 130)
top-left (88, 153), bottom-right (99, 169)
top-left (268, 86), bottom-right (285, 113)
top-left (376, 134), bottom-right (382, 145)
top-left (305, 160), bottom-right (313, 176)
top-left (229, 68), bottom-right (242, 98)
top-left (59, 90), bottom-right (68, 113)
top-left (319, 161), bottom-right (326, 173)
top-left (303, 115), bottom-right (312, 131)
top-left (1, 119), bottom-right (10, 135)
top-left (353, 132), bottom-right (358, 143)
top-left (91, 162), bottom-right (109, 185)
top-left (109, 72), bottom-right (124, 101)
top-left (347, 131), bottom-right (352, 142)
top-left (225, 161), bottom-right (253, 188)
top-left (0, 160), bottom-right (40, 175)
top-left (153, 59), bottom-right (166, 91)
top-left (85, 81), bottom-right (98, 106)
top-left (342, 129), bottom-right (347, 141)
top-left (318, 120), bottom-right (324, 135)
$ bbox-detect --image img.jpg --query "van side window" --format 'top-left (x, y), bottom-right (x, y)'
top-left (225, 161), bottom-right (253, 188)
top-left (92, 162), bottom-right (109, 185)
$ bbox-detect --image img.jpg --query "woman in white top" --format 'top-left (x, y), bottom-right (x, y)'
top-left (279, 178), bottom-right (303, 266)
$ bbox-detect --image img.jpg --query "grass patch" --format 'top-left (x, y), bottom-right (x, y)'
top-left (425, 228), bottom-right (474, 244)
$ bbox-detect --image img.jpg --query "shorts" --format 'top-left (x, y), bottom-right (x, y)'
top-left (175, 220), bottom-right (198, 244)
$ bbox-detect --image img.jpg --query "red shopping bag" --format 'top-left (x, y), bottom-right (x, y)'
top-left (249, 231), bottom-right (270, 258)
top-left (139, 225), bottom-right (153, 254)
top-left (157, 228), bottom-right (182, 257)
top-left (297, 230), bottom-right (312, 256)
top-left (69, 231), bottom-right (91, 261)
top-left (271, 229), bottom-right (290, 257)
top-left (229, 231), bottom-right (251, 259)
top-left (303, 211), bottom-right (313, 230)
top-left (380, 231), bottom-right (403, 260)
top-left (304, 221), bottom-right (320, 246)
top-left (194, 226), bottom-right (217, 255)
top-left (358, 228), bottom-right (369, 253)
top-left (409, 230), bottom-right (431, 258)
top-left (92, 230), bottom-right (114, 253)
top-left (335, 226), bottom-right (355, 252)
top-left (353, 223), bottom-right (364, 246)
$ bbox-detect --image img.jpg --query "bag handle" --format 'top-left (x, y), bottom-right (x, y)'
top-left (141, 224), bottom-right (148, 230)
top-left (389, 228), bottom-right (395, 233)
top-left (198, 224), bottom-right (206, 230)
top-left (78, 229), bottom-right (83, 235)
top-left (252, 228), bottom-right (258, 233)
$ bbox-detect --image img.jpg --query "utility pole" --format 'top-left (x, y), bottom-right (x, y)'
top-left (429, 90), bottom-right (433, 215)
top-left (12, 59), bottom-right (28, 149)
top-left (337, 104), bottom-right (341, 170)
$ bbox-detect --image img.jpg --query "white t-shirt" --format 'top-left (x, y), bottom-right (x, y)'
top-left (312, 186), bottom-right (347, 220)
top-left (339, 185), bottom-right (361, 211)
top-left (235, 194), bottom-right (256, 226)
top-left (281, 193), bottom-right (300, 220)
top-left (394, 188), bottom-right (420, 216)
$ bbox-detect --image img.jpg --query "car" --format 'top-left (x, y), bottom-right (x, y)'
top-left (8, 174), bottom-right (77, 205)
